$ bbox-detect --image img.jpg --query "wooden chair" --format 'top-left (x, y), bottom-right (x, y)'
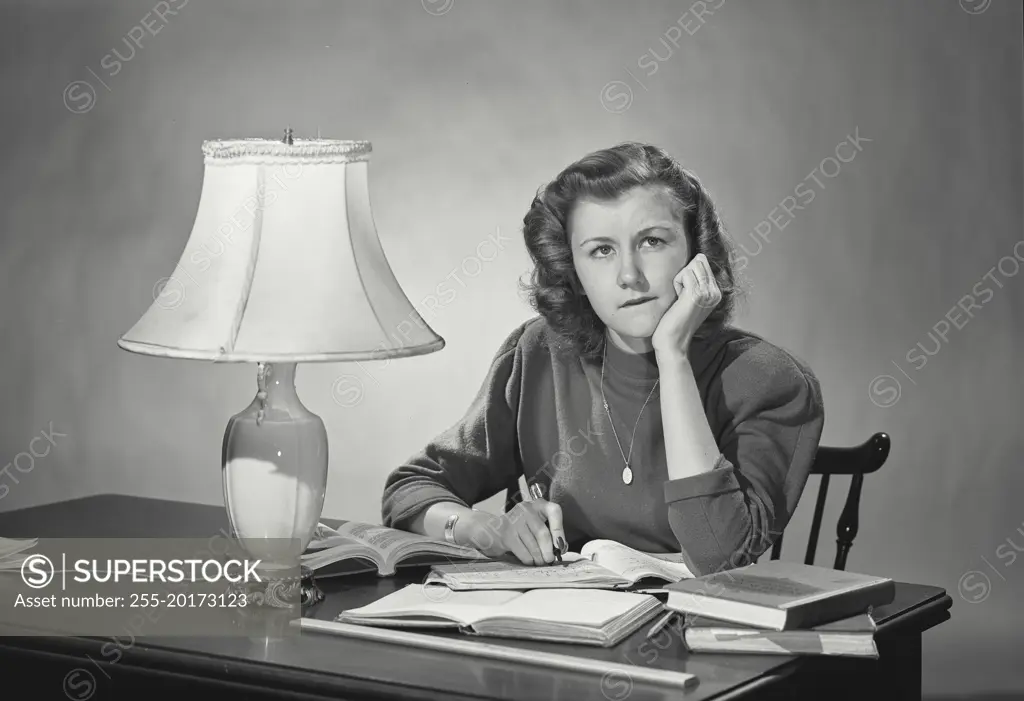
top-left (770, 432), bottom-right (891, 571)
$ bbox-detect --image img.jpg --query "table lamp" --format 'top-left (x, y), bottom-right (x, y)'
top-left (117, 130), bottom-right (444, 606)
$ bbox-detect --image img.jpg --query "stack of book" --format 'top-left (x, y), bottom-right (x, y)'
top-left (641, 560), bottom-right (895, 658)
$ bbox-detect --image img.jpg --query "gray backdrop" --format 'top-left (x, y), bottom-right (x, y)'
top-left (0, 0), bottom-right (1020, 697)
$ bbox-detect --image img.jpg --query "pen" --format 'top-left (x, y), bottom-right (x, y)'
top-left (528, 482), bottom-right (565, 565)
top-left (645, 610), bottom-right (677, 640)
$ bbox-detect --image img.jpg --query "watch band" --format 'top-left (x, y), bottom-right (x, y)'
top-left (444, 513), bottom-right (459, 545)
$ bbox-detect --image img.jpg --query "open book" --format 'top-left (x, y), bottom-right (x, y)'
top-left (302, 521), bottom-right (490, 577)
top-left (424, 539), bottom-right (695, 590)
top-left (336, 582), bottom-right (665, 646)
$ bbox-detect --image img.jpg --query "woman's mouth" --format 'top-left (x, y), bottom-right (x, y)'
top-left (620, 296), bottom-right (656, 308)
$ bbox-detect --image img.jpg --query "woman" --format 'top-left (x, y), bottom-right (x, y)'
top-left (381, 142), bottom-right (825, 576)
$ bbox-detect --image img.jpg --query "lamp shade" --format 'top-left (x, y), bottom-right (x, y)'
top-left (118, 138), bottom-right (444, 363)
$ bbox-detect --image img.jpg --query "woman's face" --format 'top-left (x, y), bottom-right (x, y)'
top-left (568, 185), bottom-right (692, 352)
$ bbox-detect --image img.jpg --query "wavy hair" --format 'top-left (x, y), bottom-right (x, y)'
top-left (519, 142), bottom-right (742, 361)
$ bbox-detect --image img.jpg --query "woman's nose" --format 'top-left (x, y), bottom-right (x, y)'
top-left (617, 255), bottom-right (645, 287)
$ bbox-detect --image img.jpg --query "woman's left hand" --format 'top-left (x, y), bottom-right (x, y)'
top-left (651, 253), bottom-right (722, 357)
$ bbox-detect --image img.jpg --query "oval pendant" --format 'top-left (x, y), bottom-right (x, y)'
top-left (622, 466), bottom-right (633, 485)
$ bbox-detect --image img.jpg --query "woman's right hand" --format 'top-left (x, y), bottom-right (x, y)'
top-left (465, 500), bottom-right (566, 566)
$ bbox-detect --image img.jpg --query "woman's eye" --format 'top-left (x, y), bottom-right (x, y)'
top-left (641, 236), bottom-right (664, 248)
top-left (592, 245), bottom-right (613, 257)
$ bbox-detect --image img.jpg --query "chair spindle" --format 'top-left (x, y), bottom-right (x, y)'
top-left (834, 473), bottom-right (864, 570)
top-left (804, 473), bottom-right (831, 565)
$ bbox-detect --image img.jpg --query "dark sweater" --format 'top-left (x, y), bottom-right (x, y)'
top-left (381, 316), bottom-right (825, 576)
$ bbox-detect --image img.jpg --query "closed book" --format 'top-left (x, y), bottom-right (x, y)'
top-left (681, 611), bottom-right (878, 657)
top-left (337, 583), bottom-right (665, 647)
top-left (643, 560), bottom-right (894, 631)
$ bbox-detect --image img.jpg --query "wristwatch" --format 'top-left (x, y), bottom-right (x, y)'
top-left (444, 513), bottom-right (460, 545)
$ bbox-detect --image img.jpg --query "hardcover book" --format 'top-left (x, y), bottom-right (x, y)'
top-left (641, 560), bottom-right (894, 631)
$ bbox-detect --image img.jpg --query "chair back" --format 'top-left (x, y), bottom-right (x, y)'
top-left (770, 432), bottom-right (891, 570)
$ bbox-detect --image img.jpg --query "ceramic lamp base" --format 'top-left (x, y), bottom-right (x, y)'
top-left (222, 362), bottom-right (328, 596)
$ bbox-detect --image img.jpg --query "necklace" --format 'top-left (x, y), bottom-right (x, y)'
top-left (600, 343), bottom-right (660, 485)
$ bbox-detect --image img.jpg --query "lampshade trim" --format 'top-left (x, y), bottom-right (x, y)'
top-left (117, 337), bottom-right (445, 363)
top-left (202, 139), bottom-right (371, 163)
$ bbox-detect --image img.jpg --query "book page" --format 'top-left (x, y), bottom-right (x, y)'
top-left (301, 535), bottom-right (381, 572)
top-left (331, 522), bottom-right (481, 560)
top-left (428, 555), bottom-right (629, 589)
top-left (310, 522), bottom-right (340, 544)
top-left (341, 584), bottom-right (523, 626)
top-left (488, 588), bottom-right (653, 627)
top-left (305, 522), bottom-right (486, 575)
top-left (582, 540), bottom-right (695, 582)
top-left (335, 522), bottom-right (432, 552)
top-left (306, 533), bottom-right (368, 552)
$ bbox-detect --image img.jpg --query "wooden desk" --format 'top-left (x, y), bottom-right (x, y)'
top-left (0, 495), bottom-right (950, 700)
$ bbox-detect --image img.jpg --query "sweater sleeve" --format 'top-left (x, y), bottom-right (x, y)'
top-left (380, 324), bottom-right (527, 531)
top-left (662, 347), bottom-right (825, 576)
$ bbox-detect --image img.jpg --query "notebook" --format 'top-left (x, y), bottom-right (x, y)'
top-left (336, 583), bottom-right (665, 647)
top-left (424, 539), bottom-right (695, 590)
top-left (641, 560), bottom-right (895, 631)
top-left (681, 611), bottom-right (879, 657)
